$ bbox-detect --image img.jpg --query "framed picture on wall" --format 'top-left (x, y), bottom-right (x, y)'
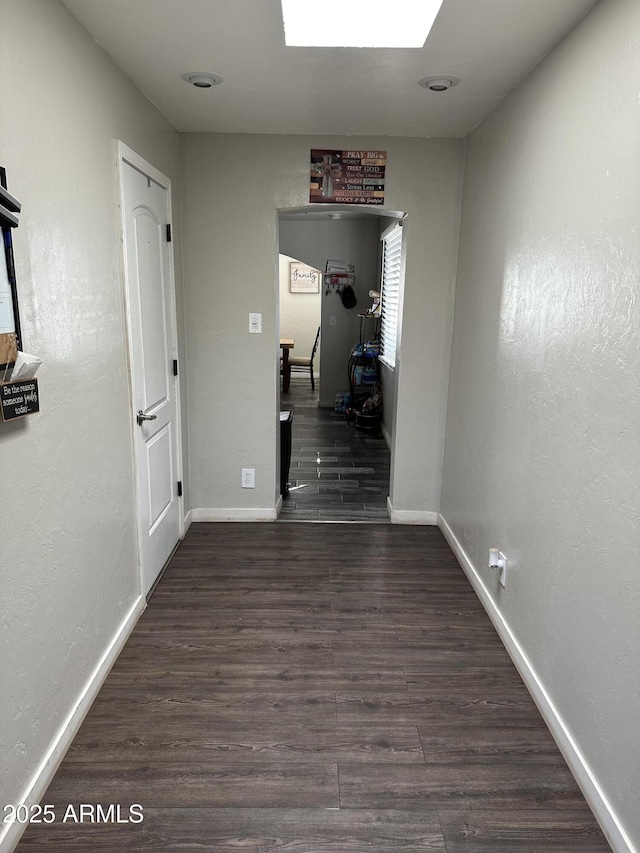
top-left (289, 262), bottom-right (321, 293)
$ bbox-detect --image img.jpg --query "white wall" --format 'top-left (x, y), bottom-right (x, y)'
top-left (278, 254), bottom-right (321, 376)
top-left (0, 2), bottom-right (184, 847)
top-left (279, 218), bottom-right (380, 408)
top-left (182, 134), bottom-right (463, 518)
top-left (441, 0), bottom-right (640, 848)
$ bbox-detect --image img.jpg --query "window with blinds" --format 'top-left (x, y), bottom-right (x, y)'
top-left (379, 223), bottom-right (403, 369)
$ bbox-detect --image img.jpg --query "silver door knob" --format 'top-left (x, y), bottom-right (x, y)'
top-left (137, 410), bottom-right (157, 425)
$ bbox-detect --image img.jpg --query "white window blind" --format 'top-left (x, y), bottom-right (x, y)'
top-left (379, 223), bottom-right (403, 368)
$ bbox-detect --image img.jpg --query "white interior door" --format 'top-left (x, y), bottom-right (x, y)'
top-left (119, 145), bottom-right (182, 597)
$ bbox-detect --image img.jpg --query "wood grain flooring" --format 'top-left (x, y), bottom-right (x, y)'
top-left (17, 523), bottom-right (611, 851)
top-left (279, 375), bottom-right (390, 521)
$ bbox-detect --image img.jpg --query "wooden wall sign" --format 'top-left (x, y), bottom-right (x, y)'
top-left (1, 378), bottom-right (39, 421)
top-left (310, 149), bottom-right (386, 205)
top-left (290, 261), bottom-right (321, 293)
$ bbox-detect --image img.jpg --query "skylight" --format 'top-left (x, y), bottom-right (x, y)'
top-left (281, 0), bottom-right (445, 48)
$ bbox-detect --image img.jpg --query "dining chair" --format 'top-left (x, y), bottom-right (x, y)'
top-left (288, 326), bottom-right (320, 391)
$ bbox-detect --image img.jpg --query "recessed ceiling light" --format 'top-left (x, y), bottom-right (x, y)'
top-left (181, 71), bottom-right (224, 88)
top-left (281, 0), bottom-right (444, 48)
top-left (418, 75), bottom-right (460, 92)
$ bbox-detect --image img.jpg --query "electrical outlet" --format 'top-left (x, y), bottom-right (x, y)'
top-left (499, 555), bottom-right (507, 588)
top-left (249, 313), bottom-right (262, 334)
top-left (241, 468), bottom-right (255, 488)
top-left (489, 548), bottom-right (508, 588)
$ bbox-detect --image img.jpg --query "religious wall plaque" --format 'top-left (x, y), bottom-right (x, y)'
top-left (310, 149), bottom-right (386, 205)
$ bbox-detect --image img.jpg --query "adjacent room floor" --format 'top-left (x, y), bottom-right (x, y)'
top-left (279, 375), bottom-right (390, 522)
top-left (17, 523), bottom-right (611, 852)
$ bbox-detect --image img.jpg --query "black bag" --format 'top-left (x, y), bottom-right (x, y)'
top-left (341, 285), bottom-right (357, 309)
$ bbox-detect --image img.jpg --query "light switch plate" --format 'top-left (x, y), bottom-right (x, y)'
top-left (249, 313), bottom-right (262, 334)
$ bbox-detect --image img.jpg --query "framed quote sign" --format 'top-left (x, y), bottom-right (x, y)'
top-left (310, 149), bottom-right (386, 206)
top-left (290, 262), bottom-right (321, 293)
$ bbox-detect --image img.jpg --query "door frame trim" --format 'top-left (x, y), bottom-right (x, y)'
top-left (115, 140), bottom-right (185, 594)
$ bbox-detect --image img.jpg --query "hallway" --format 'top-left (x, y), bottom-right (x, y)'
top-left (279, 376), bottom-right (391, 522)
top-left (17, 523), bottom-right (610, 852)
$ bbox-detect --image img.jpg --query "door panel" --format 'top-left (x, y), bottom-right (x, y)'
top-left (147, 424), bottom-right (173, 531)
top-left (134, 209), bottom-right (170, 409)
top-left (121, 156), bottom-right (181, 596)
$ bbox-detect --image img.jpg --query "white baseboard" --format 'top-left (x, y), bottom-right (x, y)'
top-left (192, 507), bottom-right (278, 522)
top-left (183, 507), bottom-right (193, 533)
top-left (0, 595), bottom-right (146, 853)
top-left (438, 513), bottom-right (636, 853)
top-left (387, 497), bottom-right (438, 525)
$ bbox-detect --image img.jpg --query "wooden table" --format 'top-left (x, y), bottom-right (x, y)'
top-left (280, 338), bottom-right (294, 392)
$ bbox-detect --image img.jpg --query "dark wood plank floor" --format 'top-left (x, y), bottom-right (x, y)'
top-left (279, 375), bottom-right (390, 521)
top-left (17, 523), bottom-right (611, 851)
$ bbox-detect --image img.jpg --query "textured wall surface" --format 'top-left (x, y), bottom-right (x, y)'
top-left (441, 0), bottom-right (640, 845)
top-left (0, 0), bottom-right (182, 826)
top-left (181, 134), bottom-right (463, 515)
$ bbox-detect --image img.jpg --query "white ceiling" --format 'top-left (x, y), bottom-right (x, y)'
top-left (62, 0), bottom-right (598, 138)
